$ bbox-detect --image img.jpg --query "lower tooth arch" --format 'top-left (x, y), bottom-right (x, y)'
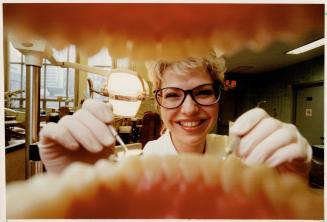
top-left (6, 154), bottom-right (323, 219)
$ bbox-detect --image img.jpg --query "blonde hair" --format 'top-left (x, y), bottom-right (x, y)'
top-left (149, 53), bottom-right (226, 92)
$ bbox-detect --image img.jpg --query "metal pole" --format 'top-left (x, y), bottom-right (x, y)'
top-left (8, 38), bottom-right (49, 178)
top-left (25, 64), bottom-right (41, 178)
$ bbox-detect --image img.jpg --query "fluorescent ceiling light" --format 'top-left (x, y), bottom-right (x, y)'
top-left (286, 38), bottom-right (324, 54)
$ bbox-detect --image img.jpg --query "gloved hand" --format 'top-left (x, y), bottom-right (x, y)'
top-left (230, 108), bottom-right (312, 179)
top-left (39, 99), bottom-right (116, 174)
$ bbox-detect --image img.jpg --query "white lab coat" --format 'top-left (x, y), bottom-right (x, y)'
top-left (143, 130), bottom-right (229, 157)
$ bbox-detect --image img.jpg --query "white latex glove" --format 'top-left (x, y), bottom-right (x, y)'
top-left (39, 99), bottom-right (116, 174)
top-left (230, 108), bottom-right (312, 178)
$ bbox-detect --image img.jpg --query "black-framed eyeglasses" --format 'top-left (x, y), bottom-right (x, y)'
top-left (154, 83), bottom-right (221, 109)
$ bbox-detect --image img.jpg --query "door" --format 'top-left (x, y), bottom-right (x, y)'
top-left (295, 83), bottom-right (324, 145)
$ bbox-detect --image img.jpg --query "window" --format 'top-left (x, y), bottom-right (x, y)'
top-left (7, 42), bottom-right (26, 109)
top-left (87, 48), bottom-right (112, 100)
top-left (116, 57), bottom-right (129, 69)
top-left (7, 42), bottom-right (76, 110)
top-left (41, 45), bottom-right (76, 109)
top-left (87, 48), bottom-right (132, 101)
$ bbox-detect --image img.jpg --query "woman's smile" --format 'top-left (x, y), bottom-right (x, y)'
top-left (176, 119), bottom-right (207, 130)
top-left (178, 120), bottom-right (203, 127)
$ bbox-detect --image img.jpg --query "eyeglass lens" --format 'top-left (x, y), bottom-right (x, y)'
top-left (156, 84), bottom-right (220, 109)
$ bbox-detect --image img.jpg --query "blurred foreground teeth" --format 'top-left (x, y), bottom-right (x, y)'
top-left (6, 153), bottom-right (324, 219)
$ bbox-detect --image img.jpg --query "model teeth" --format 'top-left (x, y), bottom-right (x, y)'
top-left (7, 174), bottom-right (68, 218)
top-left (180, 121), bottom-right (201, 127)
top-left (161, 155), bottom-right (182, 184)
top-left (140, 155), bottom-right (163, 183)
top-left (178, 153), bottom-right (202, 183)
top-left (6, 153), bottom-right (324, 219)
top-left (262, 173), bottom-right (317, 218)
top-left (220, 156), bottom-right (246, 193)
top-left (118, 156), bottom-right (144, 186)
top-left (288, 183), bottom-right (324, 219)
top-left (241, 165), bottom-right (274, 198)
top-left (60, 162), bottom-right (99, 199)
top-left (94, 159), bottom-right (122, 190)
top-left (199, 155), bottom-right (222, 187)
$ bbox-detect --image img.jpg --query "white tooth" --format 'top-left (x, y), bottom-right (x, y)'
top-left (262, 174), bottom-right (319, 218)
top-left (7, 174), bottom-right (69, 219)
top-left (220, 156), bottom-right (245, 193)
top-left (250, 166), bottom-right (287, 208)
top-left (116, 155), bottom-right (143, 187)
top-left (7, 181), bottom-right (30, 218)
top-left (289, 185), bottom-right (324, 219)
top-left (179, 153), bottom-right (202, 183)
top-left (243, 164), bottom-right (324, 219)
top-left (227, 158), bottom-right (316, 216)
top-left (181, 121), bottom-right (200, 127)
top-left (241, 165), bottom-right (277, 198)
top-left (140, 155), bottom-right (163, 183)
top-left (59, 162), bottom-right (98, 199)
top-left (199, 155), bottom-right (223, 187)
top-left (94, 159), bottom-right (122, 191)
top-left (161, 155), bottom-right (182, 184)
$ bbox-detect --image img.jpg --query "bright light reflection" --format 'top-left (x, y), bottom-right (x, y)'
top-left (107, 72), bottom-right (143, 96)
top-left (286, 38), bottom-right (324, 54)
top-left (109, 100), bottom-right (142, 117)
top-left (107, 71), bottom-right (144, 117)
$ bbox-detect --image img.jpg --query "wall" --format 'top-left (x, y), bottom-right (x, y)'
top-left (135, 61), bottom-right (160, 117)
top-left (236, 56), bottom-right (324, 123)
top-left (6, 146), bottom-right (26, 183)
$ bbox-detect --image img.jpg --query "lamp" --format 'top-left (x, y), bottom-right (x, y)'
top-left (53, 62), bottom-right (148, 117)
top-left (286, 38), bottom-right (324, 55)
top-left (47, 49), bottom-right (149, 117)
top-left (86, 69), bottom-right (149, 117)
top-left (107, 69), bottom-right (148, 117)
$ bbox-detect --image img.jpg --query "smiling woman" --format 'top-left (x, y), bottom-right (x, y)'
top-left (143, 53), bottom-right (225, 154)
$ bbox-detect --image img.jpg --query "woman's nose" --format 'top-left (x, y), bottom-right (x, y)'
top-left (180, 94), bottom-right (199, 114)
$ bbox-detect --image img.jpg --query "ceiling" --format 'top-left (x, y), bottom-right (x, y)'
top-left (225, 32), bottom-right (324, 75)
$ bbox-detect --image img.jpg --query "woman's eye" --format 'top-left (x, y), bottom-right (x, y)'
top-left (164, 93), bottom-right (180, 98)
top-left (196, 90), bottom-right (214, 96)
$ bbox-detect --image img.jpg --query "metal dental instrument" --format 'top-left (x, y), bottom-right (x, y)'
top-left (222, 134), bottom-right (241, 160)
top-left (108, 125), bottom-right (129, 154)
top-left (108, 125), bottom-right (143, 162)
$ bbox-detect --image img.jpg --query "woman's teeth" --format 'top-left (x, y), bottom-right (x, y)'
top-left (179, 121), bottom-right (202, 127)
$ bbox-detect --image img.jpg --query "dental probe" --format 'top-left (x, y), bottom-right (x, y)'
top-left (108, 125), bottom-right (129, 154)
top-left (222, 135), bottom-right (241, 160)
